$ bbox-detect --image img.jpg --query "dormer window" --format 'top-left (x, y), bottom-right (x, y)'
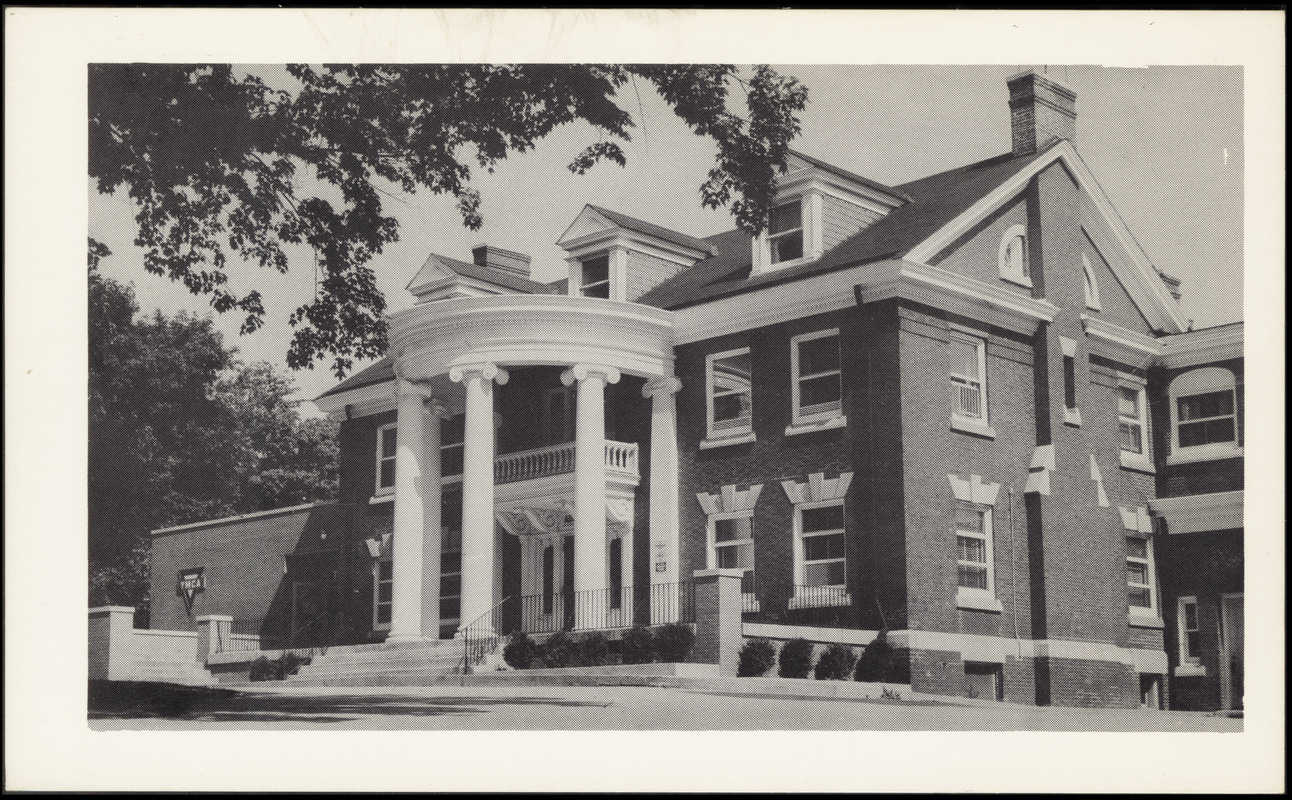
top-left (580, 254), bottom-right (611, 299)
top-left (999, 224), bottom-right (1031, 286)
top-left (769, 200), bottom-right (804, 264)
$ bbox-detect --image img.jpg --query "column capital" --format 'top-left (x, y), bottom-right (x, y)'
top-left (395, 378), bottom-right (435, 400)
top-left (561, 363), bottom-right (621, 387)
top-left (449, 362), bottom-right (509, 386)
top-left (643, 375), bottom-right (682, 398)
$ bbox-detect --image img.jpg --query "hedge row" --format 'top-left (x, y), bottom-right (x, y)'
top-left (502, 624), bottom-right (695, 670)
top-left (737, 632), bottom-right (896, 681)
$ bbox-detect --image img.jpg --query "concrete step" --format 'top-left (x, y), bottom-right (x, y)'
top-left (292, 659), bottom-right (464, 680)
top-left (300, 641), bottom-right (465, 667)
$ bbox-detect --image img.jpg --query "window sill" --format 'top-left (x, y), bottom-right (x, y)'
top-left (956, 591), bottom-right (1003, 613)
top-left (369, 494), bottom-right (396, 505)
top-left (1128, 612), bottom-right (1164, 629)
top-left (1119, 451), bottom-right (1156, 473)
top-left (950, 414), bottom-right (996, 439)
top-left (700, 431), bottom-right (756, 450)
top-left (1063, 407), bottom-right (1083, 427)
top-left (785, 415), bottom-right (847, 436)
top-left (1000, 273), bottom-right (1033, 289)
top-left (1165, 445), bottom-right (1244, 466)
top-left (1174, 663), bottom-right (1207, 677)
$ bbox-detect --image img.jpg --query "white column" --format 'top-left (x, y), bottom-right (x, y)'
top-left (643, 376), bottom-right (682, 590)
top-left (562, 363), bottom-right (620, 629)
top-left (388, 379), bottom-right (433, 643)
top-left (419, 399), bottom-right (449, 638)
top-left (450, 362), bottom-right (508, 635)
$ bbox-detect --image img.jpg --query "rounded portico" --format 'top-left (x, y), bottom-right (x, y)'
top-left (382, 294), bottom-right (681, 638)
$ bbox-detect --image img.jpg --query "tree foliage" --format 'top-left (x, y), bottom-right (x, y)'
top-left (89, 247), bottom-right (338, 606)
top-left (89, 64), bottom-right (808, 377)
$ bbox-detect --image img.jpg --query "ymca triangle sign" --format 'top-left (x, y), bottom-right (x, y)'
top-left (176, 568), bottom-right (204, 614)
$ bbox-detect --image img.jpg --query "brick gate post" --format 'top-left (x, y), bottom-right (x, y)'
top-left (692, 568), bottom-right (743, 676)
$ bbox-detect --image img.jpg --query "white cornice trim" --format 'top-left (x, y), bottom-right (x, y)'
top-left (675, 258), bottom-right (1059, 344)
top-left (409, 274), bottom-right (518, 302)
top-left (861, 259), bottom-right (1060, 334)
top-left (314, 379), bottom-right (396, 416)
top-left (1149, 491), bottom-right (1244, 534)
top-left (1081, 314), bottom-right (1161, 368)
top-left (904, 141), bottom-right (1188, 334)
top-left (1157, 324), bottom-right (1244, 369)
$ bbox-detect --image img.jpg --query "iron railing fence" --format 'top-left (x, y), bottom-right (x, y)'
top-left (516, 582), bottom-right (695, 634)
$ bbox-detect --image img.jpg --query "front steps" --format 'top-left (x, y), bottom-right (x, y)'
top-left (271, 638), bottom-right (486, 687)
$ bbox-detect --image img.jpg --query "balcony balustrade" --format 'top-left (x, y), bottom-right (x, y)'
top-left (494, 440), bottom-right (638, 484)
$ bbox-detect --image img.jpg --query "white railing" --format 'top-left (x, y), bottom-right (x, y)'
top-left (494, 440), bottom-right (639, 484)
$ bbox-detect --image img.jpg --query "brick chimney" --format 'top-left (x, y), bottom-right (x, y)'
top-left (1008, 70), bottom-right (1077, 157)
top-left (472, 244), bottom-right (532, 278)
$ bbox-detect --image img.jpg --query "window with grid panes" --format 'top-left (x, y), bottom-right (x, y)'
top-left (768, 200), bottom-right (804, 264)
top-left (580, 254), bottom-right (610, 299)
top-left (1126, 536), bottom-right (1154, 610)
top-left (710, 514), bottom-right (755, 593)
top-left (376, 424), bottom-right (397, 493)
top-left (955, 502), bottom-right (993, 593)
top-left (792, 330), bottom-right (842, 422)
top-left (799, 503), bottom-right (846, 588)
top-left (707, 349), bottom-right (753, 437)
top-left (1118, 386), bottom-right (1146, 454)
top-left (949, 335), bottom-right (986, 420)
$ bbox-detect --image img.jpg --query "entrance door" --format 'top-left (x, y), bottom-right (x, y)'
top-left (1221, 594), bottom-right (1244, 710)
top-left (562, 535), bottom-right (575, 631)
top-left (290, 580), bottom-right (332, 647)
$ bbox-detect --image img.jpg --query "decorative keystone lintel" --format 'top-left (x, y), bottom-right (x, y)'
top-left (1025, 444), bottom-right (1056, 496)
top-left (782, 472), bottom-right (853, 505)
top-left (948, 474), bottom-right (1001, 506)
top-left (1090, 454), bottom-right (1110, 508)
top-left (697, 483), bottom-right (763, 515)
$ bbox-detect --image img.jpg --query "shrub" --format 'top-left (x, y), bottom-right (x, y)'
top-left (813, 643), bottom-right (858, 681)
top-left (777, 637), bottom-right (814, 679)
top-left (653, 623), bottom-right (695, 663)
top-left (737, 638), bottom-right (777, 677)
top-left (855, 630), bottom-right (896, 683)
top-left (620, 625), bottom-right (654, 665)
top-left (278, 652), bottom-right (307, 677)
top-left (573, 632), bottom-right (611, 667)
top-left (249, 655), bottom-right (274, 682)
top-left (539, 631), bottom-right (576, 669)
top-left (503, 632), bottom-right (540, 669)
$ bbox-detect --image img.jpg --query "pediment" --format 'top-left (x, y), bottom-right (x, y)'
top-left (556, 206), bottom-right (617, 246)
top-left (405, 254), bottom-right (463, 294)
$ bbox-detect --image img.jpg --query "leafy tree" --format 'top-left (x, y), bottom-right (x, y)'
top-left (89, 64), bottom-right (809, 377)
top-left (89, 246), bottom-right (339, 607)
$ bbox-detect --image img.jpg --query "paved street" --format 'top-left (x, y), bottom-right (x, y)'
top-left (89, 682), bottom-right (1241, 732)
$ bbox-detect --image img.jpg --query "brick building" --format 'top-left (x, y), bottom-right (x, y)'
top-left (148, 70), bottom-right (1242, 709)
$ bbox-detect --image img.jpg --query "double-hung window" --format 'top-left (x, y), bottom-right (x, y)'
top-left (790, 329), bottom-right (843, 427)
top-left (705, 348), bottom-right (753, 443)
top-left (439, 503), bottom-right (462, 626)
top-left (955, 502), bottom-right (994, 596)
top-left (797, 501), bottom-right (847, 595)
top-left (376, 424), bottom-right (397, 495)
top-left (1168, 368), bottom-right (1241, 463)
top-left (1117, 383), bottom-right (1153, 471)
top-left (768, 200), bottom-right (804, 264)
top-left (708, 512), bottom-right (755, 595)
top-left (1126, 535), bottom-right (1156, 614)
top-left (580, 254), bottom-right (611, 299)
top-left (949, 334), bottom-right (988, 423)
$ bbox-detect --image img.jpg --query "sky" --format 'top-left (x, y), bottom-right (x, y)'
top-left (88, 64), bottom-right (1245, 410)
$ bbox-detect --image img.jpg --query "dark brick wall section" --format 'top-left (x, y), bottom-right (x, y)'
top-left (149, 504), bottom-right (349, 633)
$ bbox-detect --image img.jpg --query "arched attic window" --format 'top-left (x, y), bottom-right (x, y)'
top-left (998, 224), bottom-right (1031, 286)
top-left (1082, 253), bottom-right (1101, 310)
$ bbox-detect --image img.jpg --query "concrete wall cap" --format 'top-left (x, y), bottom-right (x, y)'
top-left (692, 568), bottom-right (746, 579)
top-left (195, 614), bottom-right (234, 623)
top-left (88, 606), bottom-right (137, 614)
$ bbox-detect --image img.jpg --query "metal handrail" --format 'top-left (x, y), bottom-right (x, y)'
top-left (461, 596), bottom-right (511, 675)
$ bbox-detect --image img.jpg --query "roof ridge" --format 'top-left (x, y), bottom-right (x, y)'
top-left (786, 148), bottom-right (913, 203)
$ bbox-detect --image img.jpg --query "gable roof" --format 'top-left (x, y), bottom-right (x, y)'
top-left (641, 141), bottom-right (1188, 334)
top-left (316, 356), bottom-right (394, 401)
top-left (406, 252), bottom-right (556, 296)
top-left (786, 148), bottom-right (913, 204)
top-left (560, 205), bottom-right (717, 255)
top-left (638, 147), bottom-right (1050, 310)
